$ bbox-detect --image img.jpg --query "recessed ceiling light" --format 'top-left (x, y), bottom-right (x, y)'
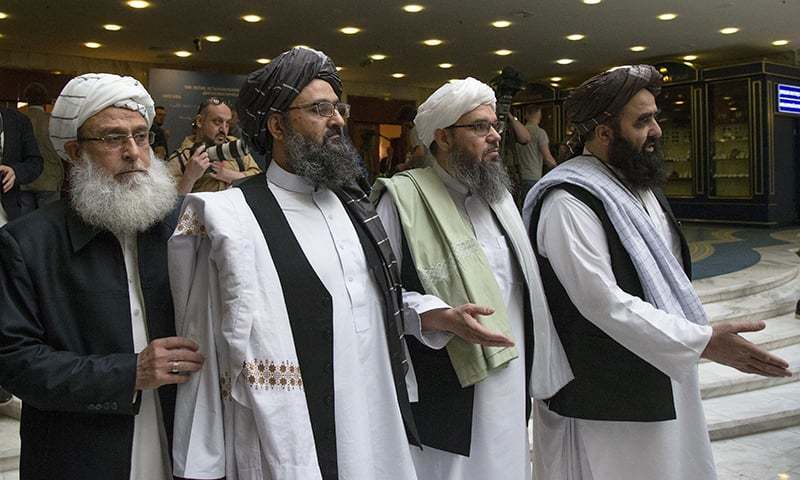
top-left (582, 0), bottom-right (602, 4)
top-left (83, 42), bottom-right (102, 49)
top-left (0, 12), bottom-right (8, 19)
top-left (403, 4), bottom-right (424, 13)
top-left (682, 54), bottom-right (698, 61)
top-left (629, 45), bottom-right (647, 52)
top-left (256, 58), bottom-right (271, 64)
top-left (438, 63), bottom-right (453, 69)
top-left (772, 39), bottom-right (790, 46)
top-left (51, 70), bottom-right (62, 75)
top-left (204, 35), bottom-right (222, 42)
top-left (729, 107), bottom-right (737, 111)
top-left (659, 67), bottom-right (668, 73)
top-left (494, 49), bottom-right (513, 56)
top-left (549, 76), bottom-right (563, 82)
top-left (103, 24), bottom-right (122, 31)
top-left (241, 14), bottom-right (263, 23)
top-left (0, 34), bottom-right (5, 39)
top-left (336, 66), bottom-right (344, 71)
top-left (339, 27), bottom-right (361, 35)
top-left (491, 20), bottom-right (512, 28)
top-left (174, 50), bottom-right (192, 57)
top-left (719, 27), bottom-right (739, 34)
top-left (556, 58), bottom-right (575, 65)
top-left (369, 53), bottom-right (387, 60)
top-left (566, 34), bottom-right (585, 41)
top-left (391, 73), bottom-right (406, 78)
top-left (126, 1), bottom-right (150, 8)
top-left (683, 61), bottom-right (694, 67)
top-left (674, 100), bottom-right (685, 105)
top-left (550, 83), bottom-right (560, 88)
top-left (657, 13), bottom-right (678, 21)
top-left (423, 39), bottom-right (443, 46)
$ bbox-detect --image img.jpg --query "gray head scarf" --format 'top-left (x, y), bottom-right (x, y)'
top-left (564, 65), bottom-right (662, 154)
top-left (237, 47), bottom-right (342, 157)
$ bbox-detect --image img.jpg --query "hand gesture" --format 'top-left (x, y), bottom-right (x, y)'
top-left (702, 320), bottom-right (792, 377)
top-left (421, 303), bottom-right (515, 347)
top-left (0, 165), bottom-right (16, 193)
top-left (135, 337), bottom-right (205, 390)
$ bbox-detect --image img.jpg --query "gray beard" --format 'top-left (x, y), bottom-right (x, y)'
top-left (70, 151), bottom-right (178, 235)
top-left (449, 147), bottom-right (512, 204)
top-left (284, 127), bottom-right (364, 189)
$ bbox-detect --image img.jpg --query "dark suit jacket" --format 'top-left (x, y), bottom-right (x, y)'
top-left (0, 200), bottom-right (180, 480)
top-left (0, 108), bottom-right (43, 220)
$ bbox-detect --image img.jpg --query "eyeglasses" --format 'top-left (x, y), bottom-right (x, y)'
top-left (78, 131), bottom-right (155, 150)
top-left (446, 120), bottom-right (505, 136)
top-left (197, 97), bottom-right (226, 114)
top-left (286, 101), bottom-right (351, 119)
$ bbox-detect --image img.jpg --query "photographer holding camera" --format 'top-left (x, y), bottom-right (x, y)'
top-left (167, 97), bottom-right (261, 194)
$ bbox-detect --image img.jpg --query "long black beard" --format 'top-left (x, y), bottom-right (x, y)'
top-left (449, 146), bottom-right (512, 204)
top-left (284, 125), bottom-right (364, 189)
top-left (607, 131), bottom-right (667, 190)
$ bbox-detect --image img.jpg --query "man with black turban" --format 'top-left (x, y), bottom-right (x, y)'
top-left (169, 47), bottom-right (498, 480)
top-left (521, 65), bottom-right (790, 479)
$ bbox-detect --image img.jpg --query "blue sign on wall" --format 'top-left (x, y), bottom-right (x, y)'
top-left (148, 68), bottom-right (247, 153)
top-left (777, 83), bottom-right (800, 115)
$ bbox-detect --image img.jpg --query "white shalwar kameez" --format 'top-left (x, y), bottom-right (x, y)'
top-left (377, 162), bottom-right (531, 480)
top-left (171, 161), bottom-right (449, 480)
top-left (533, 187), bottom-right (716, 480)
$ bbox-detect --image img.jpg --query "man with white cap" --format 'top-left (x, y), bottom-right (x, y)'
top-left (0, 73), bottom-right (204, 480)
top-left (373, 77), bottom-right (565, 479)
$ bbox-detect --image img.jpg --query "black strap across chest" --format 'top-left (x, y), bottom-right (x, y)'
top-left (238, 174), bottom-right (338, 479)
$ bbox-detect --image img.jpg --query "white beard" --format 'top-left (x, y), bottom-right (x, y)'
top-left (70, 150), bottom-right (178, 235)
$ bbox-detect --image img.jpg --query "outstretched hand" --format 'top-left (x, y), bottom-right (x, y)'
top-left (420, 303), bottom-right (515, 347)
top-left (702, 320), bottom-right (792, 377)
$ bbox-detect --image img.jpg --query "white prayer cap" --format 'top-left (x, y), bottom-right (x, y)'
top-left (49, 73), bottom-right (155, 161)
top-left (414, 77), bottom-right (496, 148)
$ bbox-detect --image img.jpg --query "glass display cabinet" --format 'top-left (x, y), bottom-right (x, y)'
top-left (708, 79), bottom-right (752, 198)
top-left (657, 85), bottom-right (695, 197)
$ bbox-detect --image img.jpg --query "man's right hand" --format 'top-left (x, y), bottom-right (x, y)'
top-left (183, 144), bottom-right (210, 183)
top-left (135, 337), bottom-right (205, 390)
top-left (701, 320), bottom-right (792, 377)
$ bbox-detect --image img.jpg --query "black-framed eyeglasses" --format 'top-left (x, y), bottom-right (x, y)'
top-left (446, 120), bottom-right (505, 136)
top-left (286, 101), bottom-right (350, 119)
top-left (77, 131), bottom-right (155, 150)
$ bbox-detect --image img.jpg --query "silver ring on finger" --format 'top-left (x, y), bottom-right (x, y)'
top-left (169, 360), bottom-right (180, 374)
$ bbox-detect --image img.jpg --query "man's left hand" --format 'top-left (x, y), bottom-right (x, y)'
top-left (0, 165), bottom-right (16, 193)
top-left (209, 161), bottom-right (244, 185)
top-left (420, 304), bottom-right (515, 347)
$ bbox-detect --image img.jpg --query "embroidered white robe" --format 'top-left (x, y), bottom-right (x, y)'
top-left (169, 162), bottom-right (448, 480)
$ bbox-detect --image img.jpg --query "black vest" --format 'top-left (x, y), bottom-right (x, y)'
top-left (400, 214), bottom-right (534, 457)
top-left (529, 183), bottom-right (691, 421)
top-left (238, 175), bottom-right (418, 479)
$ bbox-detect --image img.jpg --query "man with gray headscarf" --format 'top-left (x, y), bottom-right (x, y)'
top-left (373, 77), bottom-right (561, 480)
top-left (170, 48), bottom-right (498, 480)
top-left (522, 65), bottom-right (790, 480)
top-left (0, 73), bottom-right (205, 480)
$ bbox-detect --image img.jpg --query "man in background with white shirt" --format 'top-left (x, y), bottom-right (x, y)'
top-left (0, 73), bottom-right (203, 480)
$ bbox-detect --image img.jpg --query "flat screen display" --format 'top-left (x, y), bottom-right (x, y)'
top-left (777, 83), bottom-right (800, 115)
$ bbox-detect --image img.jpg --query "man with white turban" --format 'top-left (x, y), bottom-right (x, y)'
top-left (372, 77), bottom-right (565, 479)
top-left (0, 73), bottom-right (204, 480)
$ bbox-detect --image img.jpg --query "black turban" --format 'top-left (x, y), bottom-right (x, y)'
top-left (564, 65), bottom-right (662, 151)
top-left (237, 47), bottom-right (342, 156)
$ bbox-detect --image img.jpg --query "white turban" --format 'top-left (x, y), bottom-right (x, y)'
top-left (414, 77), bottom-right (496, 148)
top-left (49, 73), bottom-right (155, 161)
